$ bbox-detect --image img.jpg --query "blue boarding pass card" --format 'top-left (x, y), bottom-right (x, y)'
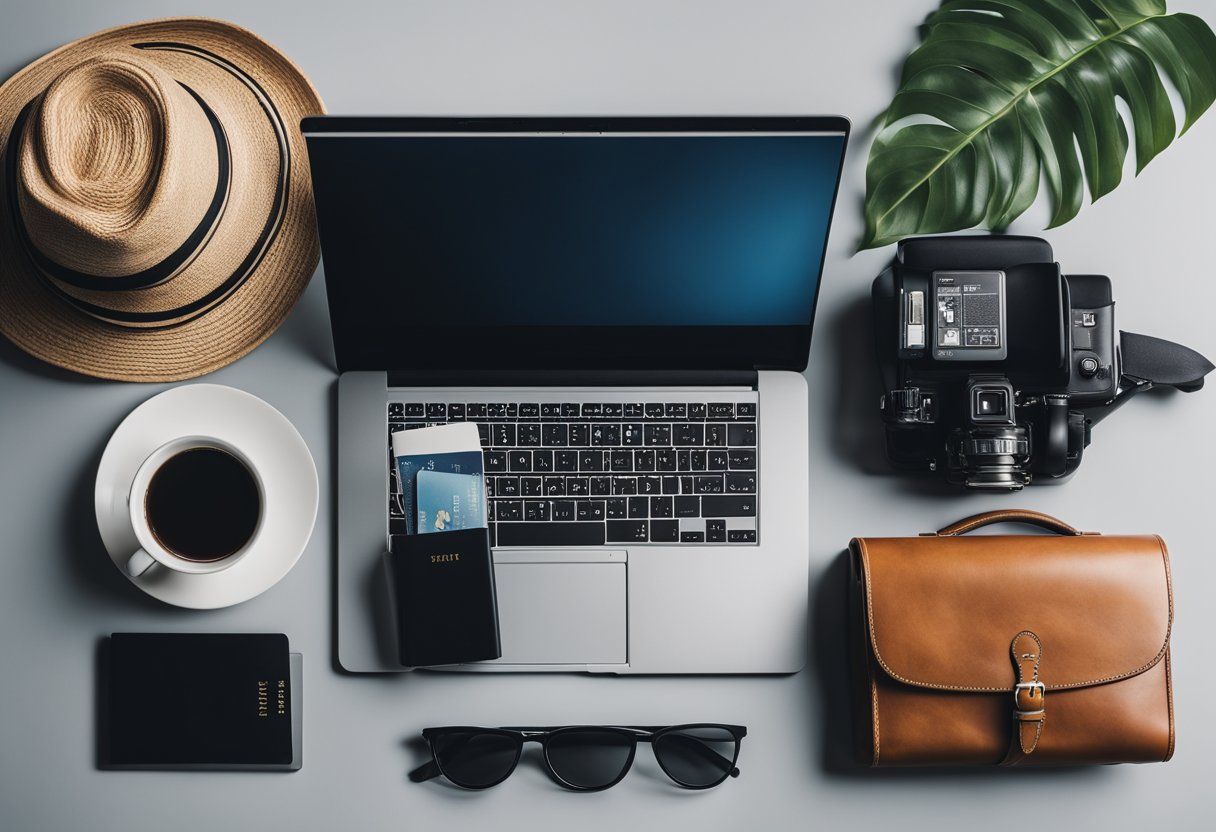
top-left (416, 470), bottom-right (487, 534)
top-left (392, 423), bottom-right (484, 535)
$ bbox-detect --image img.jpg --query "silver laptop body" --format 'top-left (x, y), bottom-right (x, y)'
top-left (304, 116), bottom-right (850, 673)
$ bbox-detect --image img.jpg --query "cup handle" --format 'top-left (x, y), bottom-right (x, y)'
top-left (126, 549), bottom-right (156, 577)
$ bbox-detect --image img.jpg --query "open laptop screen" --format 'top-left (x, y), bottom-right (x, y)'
top-left (305, 117), bottom-right (849, 374)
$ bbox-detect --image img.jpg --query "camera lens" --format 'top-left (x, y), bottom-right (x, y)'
top-left (948, 425), bottom-right (1032, 491)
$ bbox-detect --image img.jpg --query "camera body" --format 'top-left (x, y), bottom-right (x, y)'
top-left (873, 235), bottom-right (1210, 490)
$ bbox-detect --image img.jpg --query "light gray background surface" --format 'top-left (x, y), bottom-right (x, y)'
top-left (2, 1), bottom-right (1213, 829)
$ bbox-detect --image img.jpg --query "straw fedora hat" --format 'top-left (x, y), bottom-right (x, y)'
top-left (0, 18), bottom-right (325, 381)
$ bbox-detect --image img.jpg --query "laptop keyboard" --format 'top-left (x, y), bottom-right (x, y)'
top-left (387, 396), bottom-right (758, 546)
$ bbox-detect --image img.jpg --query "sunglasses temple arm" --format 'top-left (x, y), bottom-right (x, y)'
top-left (409, 760), bottom-right (442, 783)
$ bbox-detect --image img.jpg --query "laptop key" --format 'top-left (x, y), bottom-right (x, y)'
top-left (541, 403), bottom-right (561, 418)
top-left (708, 451), bottom-right (729, 471)
top-left (389, 402), bottom-right (405, 421)
top-left (680, 475), bottom-right (695, 494)
top-left (522, 477), bottom-right (542, 496)
top-left (727, 424), bottom-right (757, 446)
top-left (497, 477), bottom-right (520, 497)
top-left (569, 423), bottom-right (590, 446)
top-left (484, 451), bottom-right (507, 473)
top-left (610, 451), bottom-right (632, 472)
top-left (497, 500), bottom-right (523, 521)
top-left (726, 472), bottom-right (757, 493)
top-left (577, 500), bottom-right (606, 521)
top-left (505, 404), bottom-right (518, 418)
top-left (612, 476), bottom-right (638, 495)
top-left (561, 403), bottom-right (580, 418)
top-left (603, 403), bottom-right (623, 418)
top-left (728, 530), bottom-right (757, 543)
top-left (674, 496), bottom-right (700, 517)
top-left (533, 450), bottom-right (553, 472)
top-left (645, 424), bottom-right (671, 446)
top-left (579, 450), bottom-right (605, 472)
top-left (674, 424), bottom-right (703, 446)
top-left (518, 403), bottom-right (540, 418)
top-left (493, 424), bottom-right (516, 446)
top-left (650, 520), bottom-right (679, 542)
top-left (705, 424), bottom-right (727, 446)
top-left (665, 403), bottom-right (687, 419)
top-left (707, 403), bottom-right (735, 419)
top-left (405, 402), bottom-right (426, 418)
top-left (650, 496), bottom-right (673, 518)
top-left (736, 403), bottom-right (756, 418)
top-left (680, 531), bottom-right (705, 543)
top-left (590, 476), bottom-right (612, 496)
top-left (728, 449), bottom-right (757, 469)
top-left (466, 403), bottom-right (487, 418)
top-left (635, 450), bottom-right (656, 472)
top-left (566, 477), bottom-right (589, 497)
top-left (706, 519), bottom-right (726, 542)
top-left (639, 475), bottom-right (662, 495)
top-left (582, 403), bottom-right (603, 417)
top-left (606, 498), bottom-right (627, 518)
top-left (497, 522), bottom-right (605, 547)
top-left (645, 403), bottom-right (665, 419)
top-left (691, 450), bottom-right (707, 471)
top-left (524, 500), bottom-right (550, 521)
top-left (701, 495), bottom-right (755, 516)
top-left (622, 424), bottom-right (644, 446)
top-left (509, 451), bottom-right (532, 472)
top-left (688, 403), bottom-right (707, 420)
top-left (624, 403), bottom-right (645, 418)
top-left (487, 403), bottom-right (507, 418)
top-left (607, 520), bottom-right (648, 542)
top-left (426, 403), bottom-right (447, 420)
top-left (517, 424), bottom-right (541, 447)
top-left (542, 424), bottom-right (568, 446)
top-left (552, 500), bottom-right (577, 521)
top-left (543, 476), bottom-right (565, 496)
top-left (655, 449), bottom-right (677, 471)
top-left (555, 451), bottom-right (578, 472)
top-left (448, 404), bottom-right (466, 420)
top-left (695, 475), bottom-right (724, 493)
top-left (591, 424), bottom-right (620, 446)
top-left (662, 475), bottom-right (680, 495)
top-left (476, 424), bottom-right (492, 445)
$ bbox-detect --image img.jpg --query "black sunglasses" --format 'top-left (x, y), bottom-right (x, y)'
top-left (410, 724), bottom-right (747, 791)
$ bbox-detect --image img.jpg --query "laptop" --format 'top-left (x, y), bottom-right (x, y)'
top-left (303, 116), bottom-right (849, 673)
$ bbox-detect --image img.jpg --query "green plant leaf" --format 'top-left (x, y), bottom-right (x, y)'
top-left (860, 0), bottom-right (1216, 250)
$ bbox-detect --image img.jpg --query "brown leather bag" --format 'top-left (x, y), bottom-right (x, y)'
top-left (848, 509), bottom-right (1175, 766)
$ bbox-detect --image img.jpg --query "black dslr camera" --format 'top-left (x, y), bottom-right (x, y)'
top-left (873, 236), bottom-right (1214, 490)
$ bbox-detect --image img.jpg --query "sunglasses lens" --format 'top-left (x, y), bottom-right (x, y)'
top-left (432, 731), bottom-right (519, 788)
top-left (653, 726), bottom-right (739, 788)
top-left (545, 730), bottom-right (634, 789)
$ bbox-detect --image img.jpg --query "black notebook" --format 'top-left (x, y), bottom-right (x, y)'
top-left (102, 633), bottom-right (300, 771)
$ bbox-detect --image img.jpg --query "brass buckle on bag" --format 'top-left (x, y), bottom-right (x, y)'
top-left (1014, 681), bottom-right (1046, 715)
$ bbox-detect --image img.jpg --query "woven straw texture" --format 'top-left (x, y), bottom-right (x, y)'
top-left (0, 18), bottom-right (325, 381)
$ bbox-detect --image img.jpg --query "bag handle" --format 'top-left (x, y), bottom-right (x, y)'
top-left (931, 510), bottom-right (1094, 537)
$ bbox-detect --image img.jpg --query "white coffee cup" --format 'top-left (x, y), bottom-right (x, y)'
top-left (126, 436), bottom-right (264, 577)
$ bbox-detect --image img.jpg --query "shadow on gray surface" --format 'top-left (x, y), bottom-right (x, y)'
top-left (823, 290), bottom-right (889, 475)
top-left (277, 269), bottom-right (337, 372)
top-left (809, 550), bottom-right (1107, 781)
top-left (59, 422), bottom-right (165, 611)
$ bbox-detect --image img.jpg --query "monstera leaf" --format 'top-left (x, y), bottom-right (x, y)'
top-left (861, 0), bottom-right (1216, 250)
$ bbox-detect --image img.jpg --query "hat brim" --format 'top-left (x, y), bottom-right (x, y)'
top-left (0, 17), bottom-right (325, 381)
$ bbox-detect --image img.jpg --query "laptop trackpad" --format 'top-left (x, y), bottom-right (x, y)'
top-left (491, 550), bottom-right (627, 665)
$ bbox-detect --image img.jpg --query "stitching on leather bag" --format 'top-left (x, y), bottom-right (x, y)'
top-left (861, 535), bottom-right (1174, 692)
top-left (1157, 535), bottom-right (1175, 762)
top-left (858, 540), bottom-right (881, 765)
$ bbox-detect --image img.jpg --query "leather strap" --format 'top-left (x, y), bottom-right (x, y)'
top-left (931, 510), bottom-right (1094, 537)
top-left (1001, 631), bottom-right (1045, 766)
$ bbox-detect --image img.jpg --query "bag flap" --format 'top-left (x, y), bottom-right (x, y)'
top-left (853, 534), bottom-right (1172, 692)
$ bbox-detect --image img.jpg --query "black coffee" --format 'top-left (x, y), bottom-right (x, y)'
top-left (145, 447), bottom-right (261, 562)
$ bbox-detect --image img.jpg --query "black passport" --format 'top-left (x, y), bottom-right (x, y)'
top-left (102, 633), bottom-right (299, 770)
top-left (388, 529), bottom-right (501, 667)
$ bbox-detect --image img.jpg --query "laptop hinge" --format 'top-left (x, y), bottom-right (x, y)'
top-left (386, 369), bottom-right (759, 389)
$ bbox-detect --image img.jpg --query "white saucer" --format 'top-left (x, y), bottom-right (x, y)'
top-left (96, 384), bottom-right (318, 609)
